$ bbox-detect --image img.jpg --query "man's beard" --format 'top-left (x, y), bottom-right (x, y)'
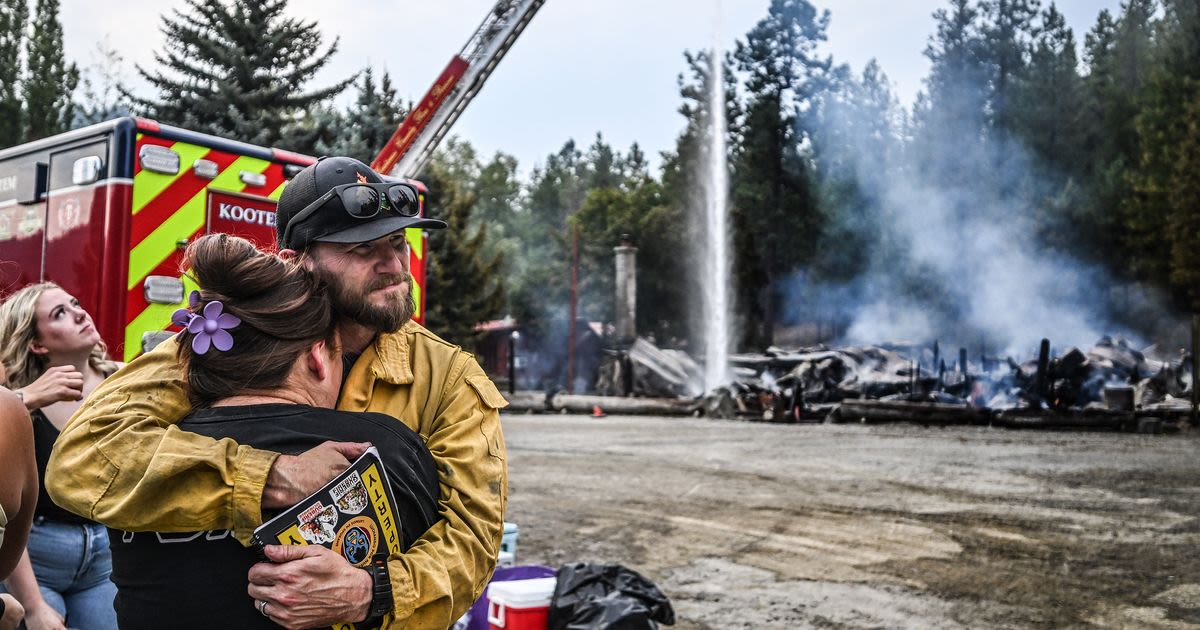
top-left (322, 270), bottom-right (414, 333)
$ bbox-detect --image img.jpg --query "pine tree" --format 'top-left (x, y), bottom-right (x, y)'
top-left (1123, 0), bottom-right (1189, 293)
top-left (1167, 93), bottom-right (1200, 309)
top-left (22, 0), bottom-right (76, 141)
top-left (527, 140), bottom-right (588, 232)
top-left (915, 0), bottom-right (989, 186)
top-left (138, 0), bottom-right (352, 149)
top-left (475, 152), bottom-right (522, 229)
top-left (1130, 0), bottom-right (1200, 302)
top-left (0, 0), bottom-right (26, 146)
top-left (811, 59), bottom-right (899, 281)
top-left (1015, 3), bottom-right (1087, 253)
top-left (583, 133), bottom-right (620, 190)
top-left (1079, 3), bottom-right (1156, 271)
top-left (660, 48), bottom-right (740, 352)
top-left (471, 150), bottom-right (523, 307)
top-left (422, 156), bottom-right (506, 351)
top-left (732, 0), bottom-right (831, 349)
top-left (570, 143), bottom-right (687, 341)
top-left (1103, 1), bottom-right (1156, 152)
top-left (316, 67), bottom-right (407, 164)
top-left (1082, 9), bottom-right (1119, 159)
top-left (1015, 4), bottom-right (1082, 166)
top-left (979, 0), bottom-right (1041, 133)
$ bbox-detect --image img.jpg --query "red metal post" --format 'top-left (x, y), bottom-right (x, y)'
top-left (567, 225), bottom-right (579, 394)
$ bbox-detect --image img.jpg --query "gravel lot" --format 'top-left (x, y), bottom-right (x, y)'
top-left (501, 413), bottom-right (1200, 629)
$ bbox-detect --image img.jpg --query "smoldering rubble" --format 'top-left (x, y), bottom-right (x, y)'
top-left (566, 335), bottom-right (1195, 432)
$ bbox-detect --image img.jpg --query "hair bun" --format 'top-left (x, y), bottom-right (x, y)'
top-left (179, 233), bottom-right (336, 406)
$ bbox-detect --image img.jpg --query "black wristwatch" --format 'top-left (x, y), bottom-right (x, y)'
top-left (362, 554), bottom-right (393, 627)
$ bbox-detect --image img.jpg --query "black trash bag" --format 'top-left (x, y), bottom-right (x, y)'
top-left (548, 563), bottom-right (675, 630)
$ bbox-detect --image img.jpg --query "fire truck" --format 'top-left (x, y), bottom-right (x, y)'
top-left (0, 0), bottom-right (543, 362)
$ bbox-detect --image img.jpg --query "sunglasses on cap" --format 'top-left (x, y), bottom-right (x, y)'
top-left (282, 182), bottom-right (420, 247)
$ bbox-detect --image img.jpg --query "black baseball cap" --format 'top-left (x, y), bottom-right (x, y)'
top-left (276, 156), bottom-right (447, 250)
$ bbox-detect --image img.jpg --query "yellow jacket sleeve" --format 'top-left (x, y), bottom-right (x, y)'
top-left (45, 338), bottom-right (279, 543)
top-left (383, 355), bottom-right (508, 629)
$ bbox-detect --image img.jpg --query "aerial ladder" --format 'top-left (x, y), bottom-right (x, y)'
top-left (372, 0), bottom-right (545, 178)
top-left (370, 0), bottom-right (544, 325)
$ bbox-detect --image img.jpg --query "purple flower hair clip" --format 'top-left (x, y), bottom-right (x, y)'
top-left (171, 291), bottom-right (202, 335)
top-left (170, 293), bottom-right (241, 355)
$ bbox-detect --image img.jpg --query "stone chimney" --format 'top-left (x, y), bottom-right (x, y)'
top-left (614, 234), bottom-right (637, 345)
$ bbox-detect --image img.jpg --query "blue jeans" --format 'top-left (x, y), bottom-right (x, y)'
top-left (2, 518), bottom-right (118, 629)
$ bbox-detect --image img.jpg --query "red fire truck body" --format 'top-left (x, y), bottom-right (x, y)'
top-left (0, 117), bottom-right (429, 361)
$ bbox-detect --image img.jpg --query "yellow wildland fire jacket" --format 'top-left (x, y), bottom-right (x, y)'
top-left (46, 320), bottom-right (508, 628)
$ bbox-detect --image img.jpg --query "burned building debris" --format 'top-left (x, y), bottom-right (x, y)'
top-left (701, 335), bottom-right (1194, 430)
top-left (506, 333), bottom-right (1193, 432)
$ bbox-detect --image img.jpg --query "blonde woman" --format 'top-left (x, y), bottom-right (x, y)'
top-left (0, 284), bottom-right (120, 630)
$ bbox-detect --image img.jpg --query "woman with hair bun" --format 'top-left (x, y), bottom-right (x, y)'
top-left (107, 234), bottom-right (440, 630)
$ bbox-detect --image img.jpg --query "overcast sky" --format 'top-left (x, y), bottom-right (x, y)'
top-left (60, 0), bottom-right (1122, 176)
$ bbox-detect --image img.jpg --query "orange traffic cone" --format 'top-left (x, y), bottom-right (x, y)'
top-left (592, 405), bottom-right (606, 418)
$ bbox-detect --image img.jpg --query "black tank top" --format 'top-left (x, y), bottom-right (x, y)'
top-left (31, 409), bottom-right (92, 524)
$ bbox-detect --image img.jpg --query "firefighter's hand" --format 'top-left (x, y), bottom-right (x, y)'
top-left (262, 441), bottom-right (371, 509)
top-left (16, 366), bottom-right (84, 411)
top-left (247, 545), bottom-right (373, 629)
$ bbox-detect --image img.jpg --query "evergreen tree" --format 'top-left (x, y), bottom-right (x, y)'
top-left (138, 0), bottom-right (352, 149)
top-left (1167, 94), bottom-right (1200, 309)
top-left (472, 150), bottom-right (524, 305)
top-left (1128, 0), bottom-right (1200, 302)
top-left (618, 143), bottom-right (649, 183)
top-left (476, 152), bottom-right (522, 228)
top-left (660, 48), bottom-right (740, 352)
top-left (503, 141), bottom-right (585, 342)
top-left (1107, 0), bottom-right (1157, 160)
top-left (979, 0), bottom-right (1040, 133)
top-left (583, 133), bottom-right (620, 190)
top-left (732, 0), bottom-right (831, 349)
top-left (422, 155), bottom-right (506, 351)
top-left (661, 49), bottom-right (740, 214)
top-left (1082, 9), bottom-right (1120, 160)
top-left (527, 140), bottom-right (587, 232)
top-left (1080, 2), bottom-right (1156, 269)
top-left (22, 0), bottom-right (76, 141)
top-left (1014, 3), bottom-right (1087, 252)
top-left (571, 145), bottom-right (688, 341)
top-left (1015, 3), bottom-right (1082, 171)
top-left (811, 59), bottom-right (899, 282)
top-left (0, 0), bottom-right (26, 146)
top-left (316, 67), bottom-right (407, 164)
top-left (914, 0), bottom-right (989, 185)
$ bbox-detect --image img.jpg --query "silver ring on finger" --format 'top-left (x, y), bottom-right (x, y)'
top-left (259, 599), bottom-right (271, 618)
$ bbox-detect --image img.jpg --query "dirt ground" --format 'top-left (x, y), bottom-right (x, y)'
top-left (500, 413), bottom-right (1200, 629)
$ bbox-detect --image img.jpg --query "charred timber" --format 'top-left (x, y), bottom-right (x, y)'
top-left (833, 399), bottom-right (992, 426)
top-left (995, 408), bottom-right (1133, 431)
top-left (552, 394), bottom-right (702, 416)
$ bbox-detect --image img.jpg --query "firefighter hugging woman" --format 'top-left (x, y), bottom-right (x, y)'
top-left (102, 233), bottom-right (441, 629)
top-left (46, 156), bottom-right (509, 629)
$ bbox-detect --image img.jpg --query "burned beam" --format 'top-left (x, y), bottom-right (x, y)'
top-left (835, 399), bottom-right (992, 426)
top-left (996, 408), bottom-right (1132, 431)
top-left (552, 393), bottom-right (701, 416)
